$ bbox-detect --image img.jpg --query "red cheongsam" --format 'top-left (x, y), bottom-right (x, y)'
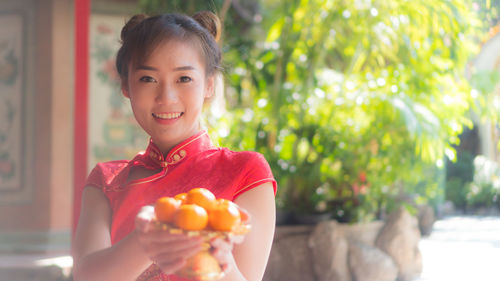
top-left (85, 131), bottom-right (277, 280)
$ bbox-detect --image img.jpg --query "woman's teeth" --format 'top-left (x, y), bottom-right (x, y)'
top-left (153, 112), bottom-right (182, 119)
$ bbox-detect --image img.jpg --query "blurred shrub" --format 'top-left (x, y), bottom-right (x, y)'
top-left (445, 151), bottom-right (475, 211)
top-left (466, 155), bottom-right (500, 209)
top-left (138, 0), bottom-right (500, 222)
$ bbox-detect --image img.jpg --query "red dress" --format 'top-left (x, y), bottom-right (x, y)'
top-left (85, 131), bottom-right (276, 280)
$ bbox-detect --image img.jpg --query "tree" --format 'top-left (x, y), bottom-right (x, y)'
top-left (139, 0), bottom-right (499, 222)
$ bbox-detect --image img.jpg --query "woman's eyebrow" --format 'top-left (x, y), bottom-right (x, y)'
top-left (134, 65), bottom-right (197, 71)
top-left (136, 65), bottom-right (157, 71)
top-left (173, 65), bottom-right (196, 71)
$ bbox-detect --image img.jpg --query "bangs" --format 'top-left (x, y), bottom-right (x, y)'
top-left (126, 22), bottom-right (203, 72)
top-left (116, 13), bottom-right (221, 80)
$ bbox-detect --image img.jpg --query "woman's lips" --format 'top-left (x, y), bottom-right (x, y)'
top-left (152, 112), bottom-right (183, 119)
top-left (152, 112), bottom-right (183, 124)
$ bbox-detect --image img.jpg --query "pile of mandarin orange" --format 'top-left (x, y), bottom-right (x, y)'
top-left (154, 188), bottom-right (249, 232)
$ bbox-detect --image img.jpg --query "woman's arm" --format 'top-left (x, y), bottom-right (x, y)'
top-left (221, 182), bottom-right (276, 281)
top-left (72, 187), bottom-right (203, 281)
top-left (71, 186), bottom-right (152, 281)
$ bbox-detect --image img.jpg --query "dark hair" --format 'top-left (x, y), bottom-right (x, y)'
top-left (116, 11), bottom-right (222, 81)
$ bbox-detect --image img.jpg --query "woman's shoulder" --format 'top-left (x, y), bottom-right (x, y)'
top-left (92, 159), bottom-right (130, 174)
top-left (214, 148), bottom-right (276, 199)
top-left (215, 147), bottom-right (269, 165)
top-left (86, 160), bottom-right (131, 189)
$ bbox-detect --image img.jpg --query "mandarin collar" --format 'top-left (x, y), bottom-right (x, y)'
top-left (130, 131), bottom-right (212, 170)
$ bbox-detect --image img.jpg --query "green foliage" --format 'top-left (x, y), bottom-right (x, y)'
top-left (476, 0), bottom-right (500, 27)
top-left (219, 0), bottom-right (493, 222)
top-left (466, 155), bottom-right (500, 208)
top-left (138, 0), bottom-right (499, 222)
top-left (445, 151), bottom-right (475, 211)
top-left (470, 70), bottom-right (500, 123)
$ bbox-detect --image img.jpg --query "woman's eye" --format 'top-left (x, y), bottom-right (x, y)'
top-left (139, 76), bottom-right (156, 83)
top-left (178, 76), bottom-right (192, 83)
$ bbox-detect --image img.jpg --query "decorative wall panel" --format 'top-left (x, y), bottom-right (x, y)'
top-left (89, 14), bottom-right (148, 171)
top-left (0, 0), bottom-right (35, 203)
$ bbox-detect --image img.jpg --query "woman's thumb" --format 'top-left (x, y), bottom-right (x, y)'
top-left (135, 205), bottom-right (155, 233)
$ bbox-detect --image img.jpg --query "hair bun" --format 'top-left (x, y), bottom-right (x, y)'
top-left (192, 11), bottom-right (221, 43)
top-left (121, 14), bottom-right (148, 42)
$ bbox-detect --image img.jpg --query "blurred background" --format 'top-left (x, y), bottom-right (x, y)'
top-left (1, 0), bottom-right (500, 280)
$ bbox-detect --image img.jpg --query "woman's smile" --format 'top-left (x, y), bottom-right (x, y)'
top-left (152, 112), bottom-right (184, 125)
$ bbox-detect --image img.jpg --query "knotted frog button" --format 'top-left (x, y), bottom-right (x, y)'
top-left (173, 154), bottom-right (181, 162)
top-left (179, 150), bottom-right (186, 157)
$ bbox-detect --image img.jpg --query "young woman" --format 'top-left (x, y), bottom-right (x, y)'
top-left (72, 11), bottom-right (276, 281)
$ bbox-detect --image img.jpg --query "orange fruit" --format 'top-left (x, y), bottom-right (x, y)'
top-left (176, 251), bottom-right (221, 279)
top-left (174, 192), bottom-right (187, 203)
top-left (185, 188), bottom-right (217, 211)
top-left (216, 198), bottom-right (230, 205)
top-left (174, 204), bottom-right (208, 231)
top-left (155, 197), bottom-right (181, 223)
top-left (208, 200), bottom-right (241, 231)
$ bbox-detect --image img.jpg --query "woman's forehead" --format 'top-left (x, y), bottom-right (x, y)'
top-left (132, 38), bottom-right (205, 70)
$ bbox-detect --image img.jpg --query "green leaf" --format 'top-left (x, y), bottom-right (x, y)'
top-left (266, 17), bottom-right (285, 43)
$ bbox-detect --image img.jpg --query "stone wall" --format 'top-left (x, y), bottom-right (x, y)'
top-left (263, 207), bottom-right (423, 281)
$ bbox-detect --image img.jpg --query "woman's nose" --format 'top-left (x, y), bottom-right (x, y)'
top-left (155, 83), bottom-right (178, 104)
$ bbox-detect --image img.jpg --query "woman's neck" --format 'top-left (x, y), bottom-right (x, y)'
top-left (151, 129), bottom-right (203, 157)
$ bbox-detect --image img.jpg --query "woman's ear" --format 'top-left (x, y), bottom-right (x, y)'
top-left (204, 76), bottom-right (215, 99)
top-left (121, 81), bottom-right (130, 98)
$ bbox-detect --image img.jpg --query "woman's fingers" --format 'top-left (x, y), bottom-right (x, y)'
top-left (152, 243), bottom-right (202, 263)
top-left (147, 237), bottom-right (203, 257)
top-left (210, 237), bottom-right (232, 252)
top-left (135, 204), bottom-right (246, 275)
top-left (209, 237), bottom-right (233, 272)
top-left (135, 205), bottom-right (155, 233)
top-left (154, 258), bottom-right (186, 274)
top-left (230, 234), bottom-right (245, 244)
top-left (143, 231), bottom-right (190, 242)
top-left (140, 230), bottom-right (204, 247)
top-left (136, 229), bottom-right (204, 263)
top-left (152, 244), bottom-right (202, 274)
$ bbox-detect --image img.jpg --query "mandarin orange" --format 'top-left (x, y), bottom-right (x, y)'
top-left (185, 188), bottom-right (217, 211)
top-left (174, 204), bottom-right (208, 231)
top-left (174, 192), bottom-right (187, 203)
top-left (155, 197), bottom-right (181, 223)
top-left (208, 200), bottom-right (241, 231)
top-left (176, 250), bottom-right (222, 279)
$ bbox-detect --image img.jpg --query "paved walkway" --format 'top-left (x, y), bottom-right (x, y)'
top-left (0, 253), bottom-right (72, 280)
top-left (417, 216), bottom-right (500, 281)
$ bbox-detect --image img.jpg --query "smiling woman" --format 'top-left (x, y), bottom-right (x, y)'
top-left (122, 39), bottom-right (213, 153)
top-left (72, 11), bottom-right (277, 281)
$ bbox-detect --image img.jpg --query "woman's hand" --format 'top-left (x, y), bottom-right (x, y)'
top-left (134, 206), bottom-right (204, 274)
top-left (209, 237), bottom-right (236, 274)
top-left (209, 206), bottom-right (249, 275)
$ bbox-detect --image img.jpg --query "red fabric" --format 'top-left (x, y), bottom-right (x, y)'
top-left (84, 131), bottom-right (276, 280)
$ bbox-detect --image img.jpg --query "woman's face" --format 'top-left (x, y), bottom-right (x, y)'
top-left (122, 39), bottom-right (214, 154)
